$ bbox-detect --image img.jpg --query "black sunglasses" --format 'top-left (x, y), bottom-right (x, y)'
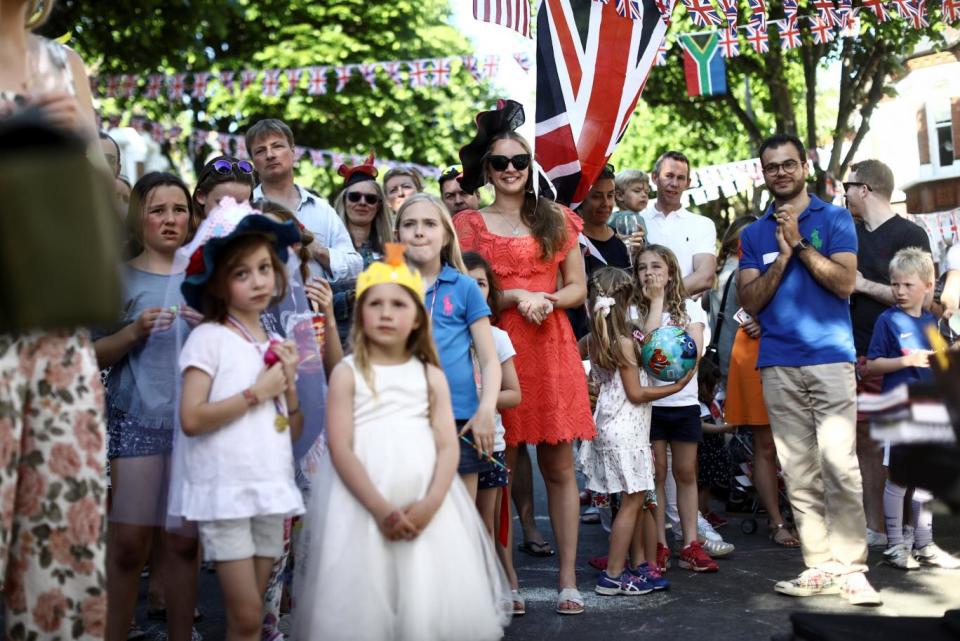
top-left (346, 191), bottom-right (379, 205)
top-left (487, 154), bottom-right (531, 172)
top-left (843, 181), bottom-right (872, 192)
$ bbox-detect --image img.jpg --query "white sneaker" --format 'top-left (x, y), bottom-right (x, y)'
top-left (866, 528), bottom-right (888, 549)
top-left (883, 543), bottom-right (919, 570)
top-left (841, 572), bottom-right (882, 606)
top-left (697, 512), bottom-right (723, 542)
top-left (702, 538), bottom-right (736, 557)
top-left (913, 543), bottom-right (960, 569)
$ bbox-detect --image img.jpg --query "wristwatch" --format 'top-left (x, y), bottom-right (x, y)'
top-left (792, 237), bottom-right (810, 253)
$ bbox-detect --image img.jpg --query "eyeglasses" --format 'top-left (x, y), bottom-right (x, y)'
top-left (842, 181), bottom-right (873, 192)
top-left (487, 154), bottom-right (531, 172)
top-left (346, 191), bottom-right (380, 205)
top-left (210, 159), bottom-right (254, 175)
top-left (762, 159), bottom-right (801, 176)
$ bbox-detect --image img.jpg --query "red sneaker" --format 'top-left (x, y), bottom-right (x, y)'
top-left (588, 555), bottom-right (608, 570)
top-left (656, 543), bottom-right (671, 573)
top-left (679, 541), bottom-right (718, 572)
top-left (704, 511), bottom-right (728, 528)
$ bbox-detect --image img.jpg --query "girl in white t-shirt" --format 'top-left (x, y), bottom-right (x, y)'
top-left (177, 215), bottom-right (306, 641)
top-left (464, 251), bottom-right (524, 615)
top-left (631, 245), bottom-right (715, 574)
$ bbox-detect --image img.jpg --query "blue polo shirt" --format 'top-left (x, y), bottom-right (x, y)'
top-left (867, 307), bottom-right (936, 393)
top-left (739, 195), bottom-right (857, 368)
top-left (426, 264), bottom-right (491, 420)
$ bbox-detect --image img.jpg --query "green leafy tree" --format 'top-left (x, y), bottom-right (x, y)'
top-left (41, 0), bottom-right (497, 197)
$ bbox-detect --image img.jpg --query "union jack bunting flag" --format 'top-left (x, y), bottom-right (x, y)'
top-left (461, 56), bottom-right (484, 82)
top-left (286, 68), bottom-right (303, 93)
top-left (861, 0), bottom-right (889, 21)
top-left (359, 64), bottom-right (378, 89)
top-left (654, 0), bottom-right (677, 24)
top-left (910, 0), bottom-right (929, 27)
top-left (262, 69), bottom-right (281, 96)
top-left (120, 74), bottom-right (138, 98)
top-left (408, 60), bottom-right (430, 87)
top-left (535, 0), bottom-right (667, 207)
top-left (514, 52), bottom-right (532, 72)
top-left (307, 67), bottom-right (328, 95)
top-left (240, 70), bottom-right (258, 91)
top-left (719, 28), bottom-right (740, 57)
top-left (309, 149), bottom-right (326, 168)
top-left (168, 73), bottom-right (186, 99)
top-left (219, 71), bottom-right (235, 93)
top-left (616, 0), bottom-right (644, 18)
top-left (473, 0), bottom-right (532, 38)
top-left (335, 65), bottom-right (353, 92)
top-left (944, 0), bottom-right (960, 22)
top-left (716, 0), bottom-right (738, 27)
top-left (807, 16), bottom-right (834, 44)
top-left (832, 0), bottom-right (852, 27)
top-left (483, 54), bottom-right (500, 79)
top-left (104, 75), bottom-right (118, 98)
top-left (432, 58), bottom-right (452, 86)
top-left (747, 0), bottom-right (766, 28)
top-left (777, 19), bottom-right (801, 49)
top-left (192, 71), bottom-right (210, 99)
top-left (382, 61), bottom-right (404, 86)
top-left (681, 0), bottom-right (722, 27)
top-left (782, 0), bottom-right (798, 20)
top-left (146, 74), bottom-right (163, 99)
top-left (655, 37), bottom-right (670, 65)
top-left (745, 24), bottom-right (769, 52)
top-left (811, 0), bottom-right (835, 25)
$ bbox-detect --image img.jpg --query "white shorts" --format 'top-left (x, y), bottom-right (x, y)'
top-left (198, 514), bottom-right (285, 562)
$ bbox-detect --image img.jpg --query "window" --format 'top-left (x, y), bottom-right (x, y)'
top-left (933, 103), bottom-right (955, 167)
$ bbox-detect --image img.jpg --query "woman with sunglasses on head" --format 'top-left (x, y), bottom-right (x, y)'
top-left (330, 153), bottom-right (392, 348)
top-left (190, 155), bottom-right (256, 231)
top-left (454, 100), bottom-right (595, 616)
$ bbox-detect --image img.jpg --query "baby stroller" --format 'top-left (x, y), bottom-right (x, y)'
top-left (727, 428), bottom-right (793, 534)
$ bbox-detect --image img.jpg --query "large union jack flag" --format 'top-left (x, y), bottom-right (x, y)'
top-left (535, 0), bottom-right (667, 207)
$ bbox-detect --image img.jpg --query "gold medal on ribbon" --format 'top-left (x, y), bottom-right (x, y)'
top-left (274, 414), bottom-right (289, 433)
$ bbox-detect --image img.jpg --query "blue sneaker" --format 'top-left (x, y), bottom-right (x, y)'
top-left (631, 562), bottom-right (670, 591)
top-left (595, 570), bottom-right (654, 596)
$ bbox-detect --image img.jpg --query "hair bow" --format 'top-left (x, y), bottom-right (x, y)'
top-left (593, 296), bottom-right (616, 318)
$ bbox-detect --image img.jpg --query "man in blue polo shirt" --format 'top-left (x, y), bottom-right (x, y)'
top-left (738, 134), bottom-right (879, 605)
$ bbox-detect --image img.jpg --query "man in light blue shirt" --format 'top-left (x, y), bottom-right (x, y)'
top-left (246, 118), bottom-right (362, 281)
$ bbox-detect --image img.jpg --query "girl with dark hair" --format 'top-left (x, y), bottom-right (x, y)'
top-left (191, 155), bottom-right (256, 230)
top-left (95, 172), bottom-right (205, 641)
top-left (454, 100), bottom-right (594, 615)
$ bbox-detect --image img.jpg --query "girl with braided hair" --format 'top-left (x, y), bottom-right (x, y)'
top-left (578, 267), bottom-right (692, 597)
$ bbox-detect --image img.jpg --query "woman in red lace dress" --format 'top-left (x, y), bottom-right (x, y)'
top-left (454, 100), bottom-right (595, 615)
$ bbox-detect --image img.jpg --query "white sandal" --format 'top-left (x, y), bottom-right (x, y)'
top-left (511, 589), bottom-right (526, 616)
top-left (556, 587), bottom-right (585, 615)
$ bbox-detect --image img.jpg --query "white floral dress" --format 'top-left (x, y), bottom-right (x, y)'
top-left (577, 364), bottom-right (655, 495)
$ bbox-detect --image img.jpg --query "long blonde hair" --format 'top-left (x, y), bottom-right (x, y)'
top-left (632, 244), bottom-right (690, 328)
top-left (588, 267), bottom-right (637, 371)
top-left (332, 180), bottom-right (393, 255)
top-left (395, 193), bottom-right (467, 272)
top-left (349, 284), bottom-right (441, 395)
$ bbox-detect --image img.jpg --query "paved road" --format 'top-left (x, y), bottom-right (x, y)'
top-left (143, 459), bottom-right (960, 641)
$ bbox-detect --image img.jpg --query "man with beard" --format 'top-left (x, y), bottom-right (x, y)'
top-left (738, 134), bottom-right (879, 605)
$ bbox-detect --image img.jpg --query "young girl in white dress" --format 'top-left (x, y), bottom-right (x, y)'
top-left (578, 267), bottom-right (692, 596)
top-left (293, 244), bottom-right (510, 641)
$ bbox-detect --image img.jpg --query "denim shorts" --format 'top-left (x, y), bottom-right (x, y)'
top-left (457, 419), bottom-right (495, 476)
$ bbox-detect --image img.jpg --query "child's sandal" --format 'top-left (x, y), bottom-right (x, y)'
top-left (556, 587), bottom-right (585, 615)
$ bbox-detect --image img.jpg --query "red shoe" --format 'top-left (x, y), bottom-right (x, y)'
top-left (656, 543), bottom-right (671, 573)
top-left (679, 541), bottom-right (719, 573)
top-left (588, 555), bottom-right (608, 570)
top-left (704, 511), bottom-right (728, 528)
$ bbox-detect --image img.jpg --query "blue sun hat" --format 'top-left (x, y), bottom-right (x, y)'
top-left (181, 213), bottom-right (301, 311)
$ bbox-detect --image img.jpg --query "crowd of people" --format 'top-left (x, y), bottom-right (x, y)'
top-left (3, 3), bottom-right (960, 641)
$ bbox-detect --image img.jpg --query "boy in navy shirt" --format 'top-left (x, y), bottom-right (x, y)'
top-left (866, 247), bottom-right (936, 392)
top-left (866, 248), bottom-right (960, 571)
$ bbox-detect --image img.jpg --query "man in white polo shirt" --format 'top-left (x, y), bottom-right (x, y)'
top-left (641, 151), bottom-right (717, 296)
top-left (245, 118), bottom-right (362, 281)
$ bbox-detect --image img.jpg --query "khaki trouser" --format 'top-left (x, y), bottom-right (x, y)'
top-left (761, 362), bottom-right (868, 574)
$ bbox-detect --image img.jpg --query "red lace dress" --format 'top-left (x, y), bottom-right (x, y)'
top-left (455, 209), bottom-right (595, 446)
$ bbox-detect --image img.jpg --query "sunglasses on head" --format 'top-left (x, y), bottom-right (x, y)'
top-left (487, 154), bottom-right (531, 172)
top-left (210, 159), bottom-right (254, 175)
top-left (346, 191), bottom-right (380, 205)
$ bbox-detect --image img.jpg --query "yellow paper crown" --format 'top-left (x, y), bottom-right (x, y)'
top-left (355, 243), bottom-right (425, 301)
